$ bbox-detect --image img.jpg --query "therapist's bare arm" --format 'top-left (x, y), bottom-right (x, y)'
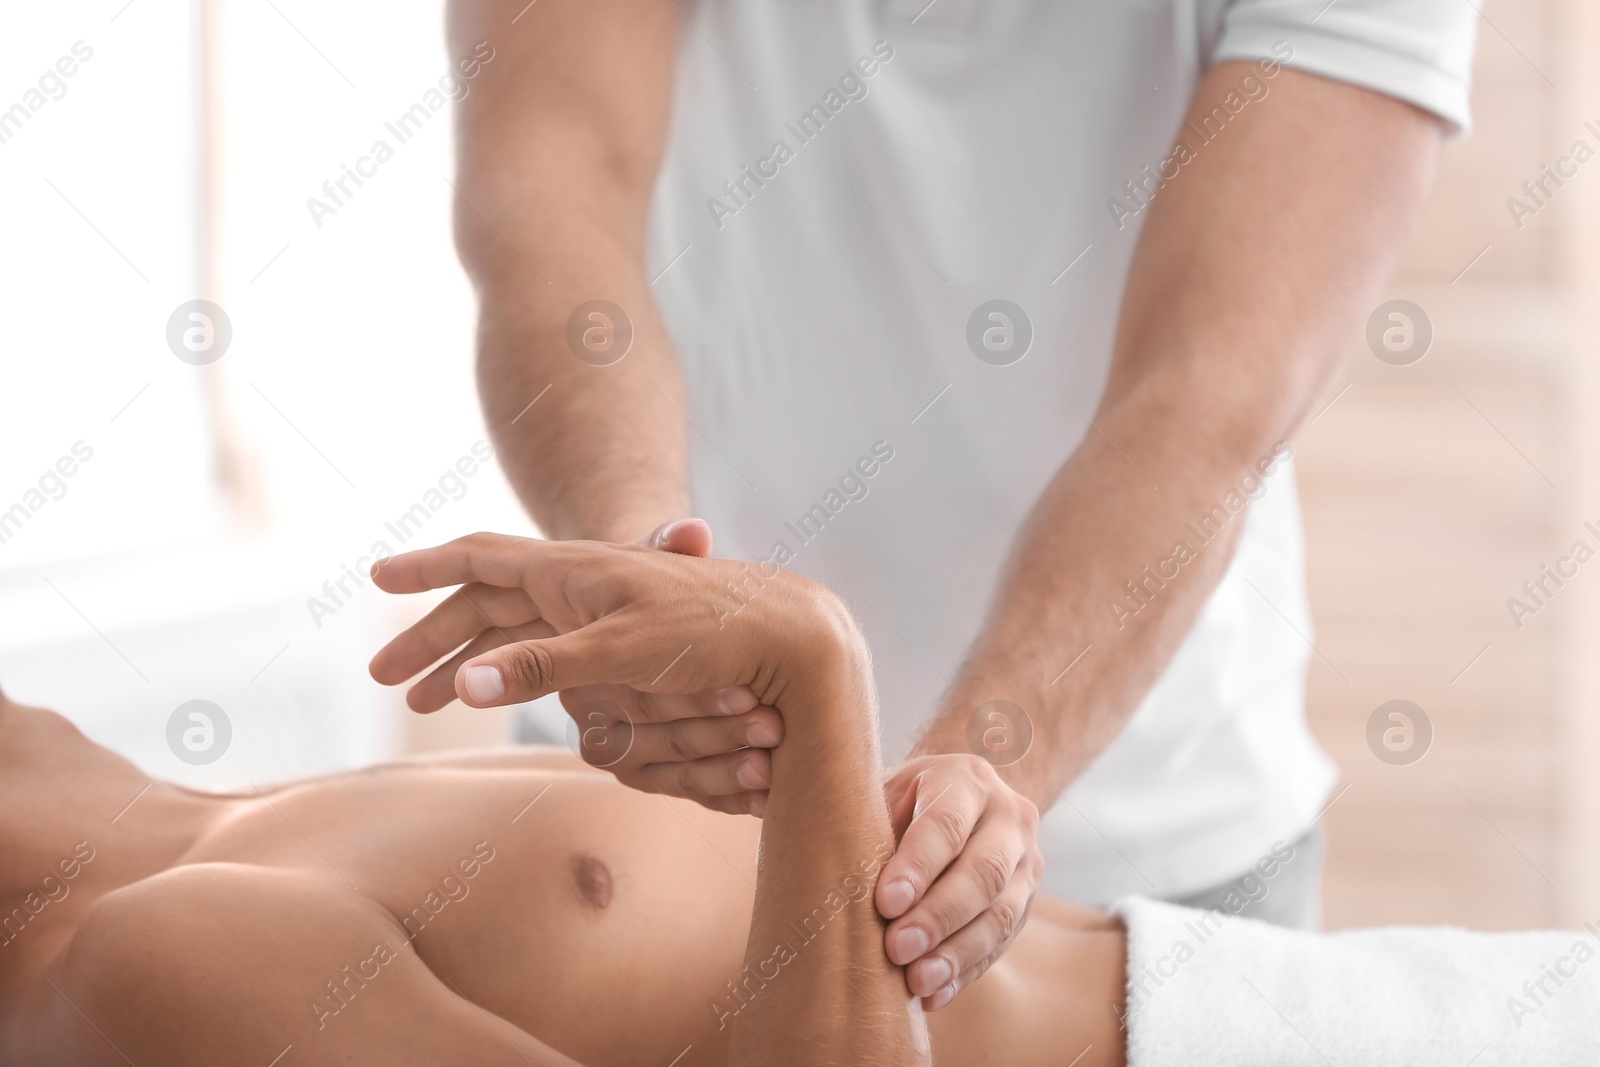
top-left (448, 1), bottom-right (785, 812)
top-left (451, 0), bottom-right (685, 545)
top-left (890, 63), bottom-right (1444, 998)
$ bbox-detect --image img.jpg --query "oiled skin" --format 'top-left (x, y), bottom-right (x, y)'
top-left (0, 707), bottom-right (1123, 1067)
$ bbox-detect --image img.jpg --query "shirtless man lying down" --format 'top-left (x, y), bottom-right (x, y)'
top-left (0, 536), bottom-right (1124, 1067)
top-left (2, 535), bottom-right (1596, 1065)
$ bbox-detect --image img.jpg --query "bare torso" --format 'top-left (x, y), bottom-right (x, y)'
top-left (1, 744), bottom-right (1122, 1066)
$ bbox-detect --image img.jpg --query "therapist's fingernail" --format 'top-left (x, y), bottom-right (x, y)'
top-left (657, 517), bottom-right (704, 548)
top-left (879, 879), bottom-right (915, 918)
top-left (925, 984), bottom-right (956, 1012)
top-left (735, 755), bottom-right (768, 790)
top-left (890, 925), bottom-right (928, 965)
top-left (463, 665), bottom-right (504, 704)
top-left (746, 720), bottom-right (778, 746)
top-left (917, 955), bottom-right (953, 992)
top-left (718, 687), bottom-right (757, 714)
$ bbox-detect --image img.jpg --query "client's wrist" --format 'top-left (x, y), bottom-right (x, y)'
top-left (758, 580), bottom-right (876, 749)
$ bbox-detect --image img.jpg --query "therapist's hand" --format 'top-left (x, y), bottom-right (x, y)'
top-left (877, 754), bottom-right (1043, 1011)
top-left (557, 518), bottom-right (782, 817)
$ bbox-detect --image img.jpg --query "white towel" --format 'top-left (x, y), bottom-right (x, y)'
top-left (1113, 897), bottom-right (1600, 1066)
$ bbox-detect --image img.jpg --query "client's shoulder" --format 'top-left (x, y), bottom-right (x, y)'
top-left (16, 861), bottom-right (565, 1066)
top-left (16, 864), bottom-right (408, 1065)
top-left (57, 861), bottom-right (396, 968)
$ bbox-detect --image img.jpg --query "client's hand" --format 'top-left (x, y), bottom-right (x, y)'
top-left (876, 754), bottom-right (1043, 1011)
top-left (368, 533), bottom-right (846, 762)
top-left (558, 519), bottom-right (782, 817)
top-left (366, 521), bottom-right (782, 816)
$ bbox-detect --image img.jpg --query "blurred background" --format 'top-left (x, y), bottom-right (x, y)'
top-left (0, 0), bottom-right (532, 787)
top-left (1, 0), bottom-right (1596, 931)
top-left (1299, 0), bottom-right (1600, 932)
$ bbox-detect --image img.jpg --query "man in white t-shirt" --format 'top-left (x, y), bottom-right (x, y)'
top-left (433, 0), bottom-right (1476, 1012)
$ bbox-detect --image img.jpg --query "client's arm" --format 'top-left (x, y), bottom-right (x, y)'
top-left (372, 535), bottom-right (929, 1065)
top-left (723, 604), bottom-right (928, 1064)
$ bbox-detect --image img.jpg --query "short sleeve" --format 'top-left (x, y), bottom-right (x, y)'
top-left (1212, 0), bottom-right (1480, 138)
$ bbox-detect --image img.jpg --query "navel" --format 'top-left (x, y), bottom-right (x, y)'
top-left (572, 853), bottom-right (612, 911)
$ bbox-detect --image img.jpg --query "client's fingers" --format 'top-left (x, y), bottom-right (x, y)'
top-left (409, 620), bottom-right (557, 713)
top-left (371, 584), bottom-right (538, 685)
top-left (562, 683), bottom-right (762, 726)
top-left (412, 630), bottom-right (497, 713)
top-left (645, 684), bottom-right (760, 722)
top-left (635, 749), bottom-right (773, 798)
top-left (370, 532), bottom-right (549, 595)
top-left (617, 709), bottom-right (783, 767)
top-left (700, 791), bottom-right (768, 818)
top-left (456, 621), bottom-right (639, 707)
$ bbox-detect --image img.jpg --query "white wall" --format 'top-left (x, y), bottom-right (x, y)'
top-left (0, 0), bottom-right (530, 787)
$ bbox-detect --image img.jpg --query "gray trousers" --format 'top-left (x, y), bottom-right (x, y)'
top-left (1163, 827), bottom-right (1325, 931)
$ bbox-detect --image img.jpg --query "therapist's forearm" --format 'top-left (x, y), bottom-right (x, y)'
top-left (450, 0), bottom-right (687, 545)
top-left (468, 230), bottom-right (691, 544)
top-left (912, 377), bottom-right (1259, 808)
top-left (912, 64), bottom-right (1443, 807)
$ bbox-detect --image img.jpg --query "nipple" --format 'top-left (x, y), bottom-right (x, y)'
top-left (572, 853), bottom-right (612, 911)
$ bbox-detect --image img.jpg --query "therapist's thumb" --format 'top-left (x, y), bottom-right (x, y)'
top-left (643, 517), bottom-right (712, 558)
top-left (457, 631), bottom-right (608, 707)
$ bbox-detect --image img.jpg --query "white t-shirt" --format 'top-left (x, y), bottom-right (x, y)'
top-left (646, 0), bottom-right (1477, 903)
